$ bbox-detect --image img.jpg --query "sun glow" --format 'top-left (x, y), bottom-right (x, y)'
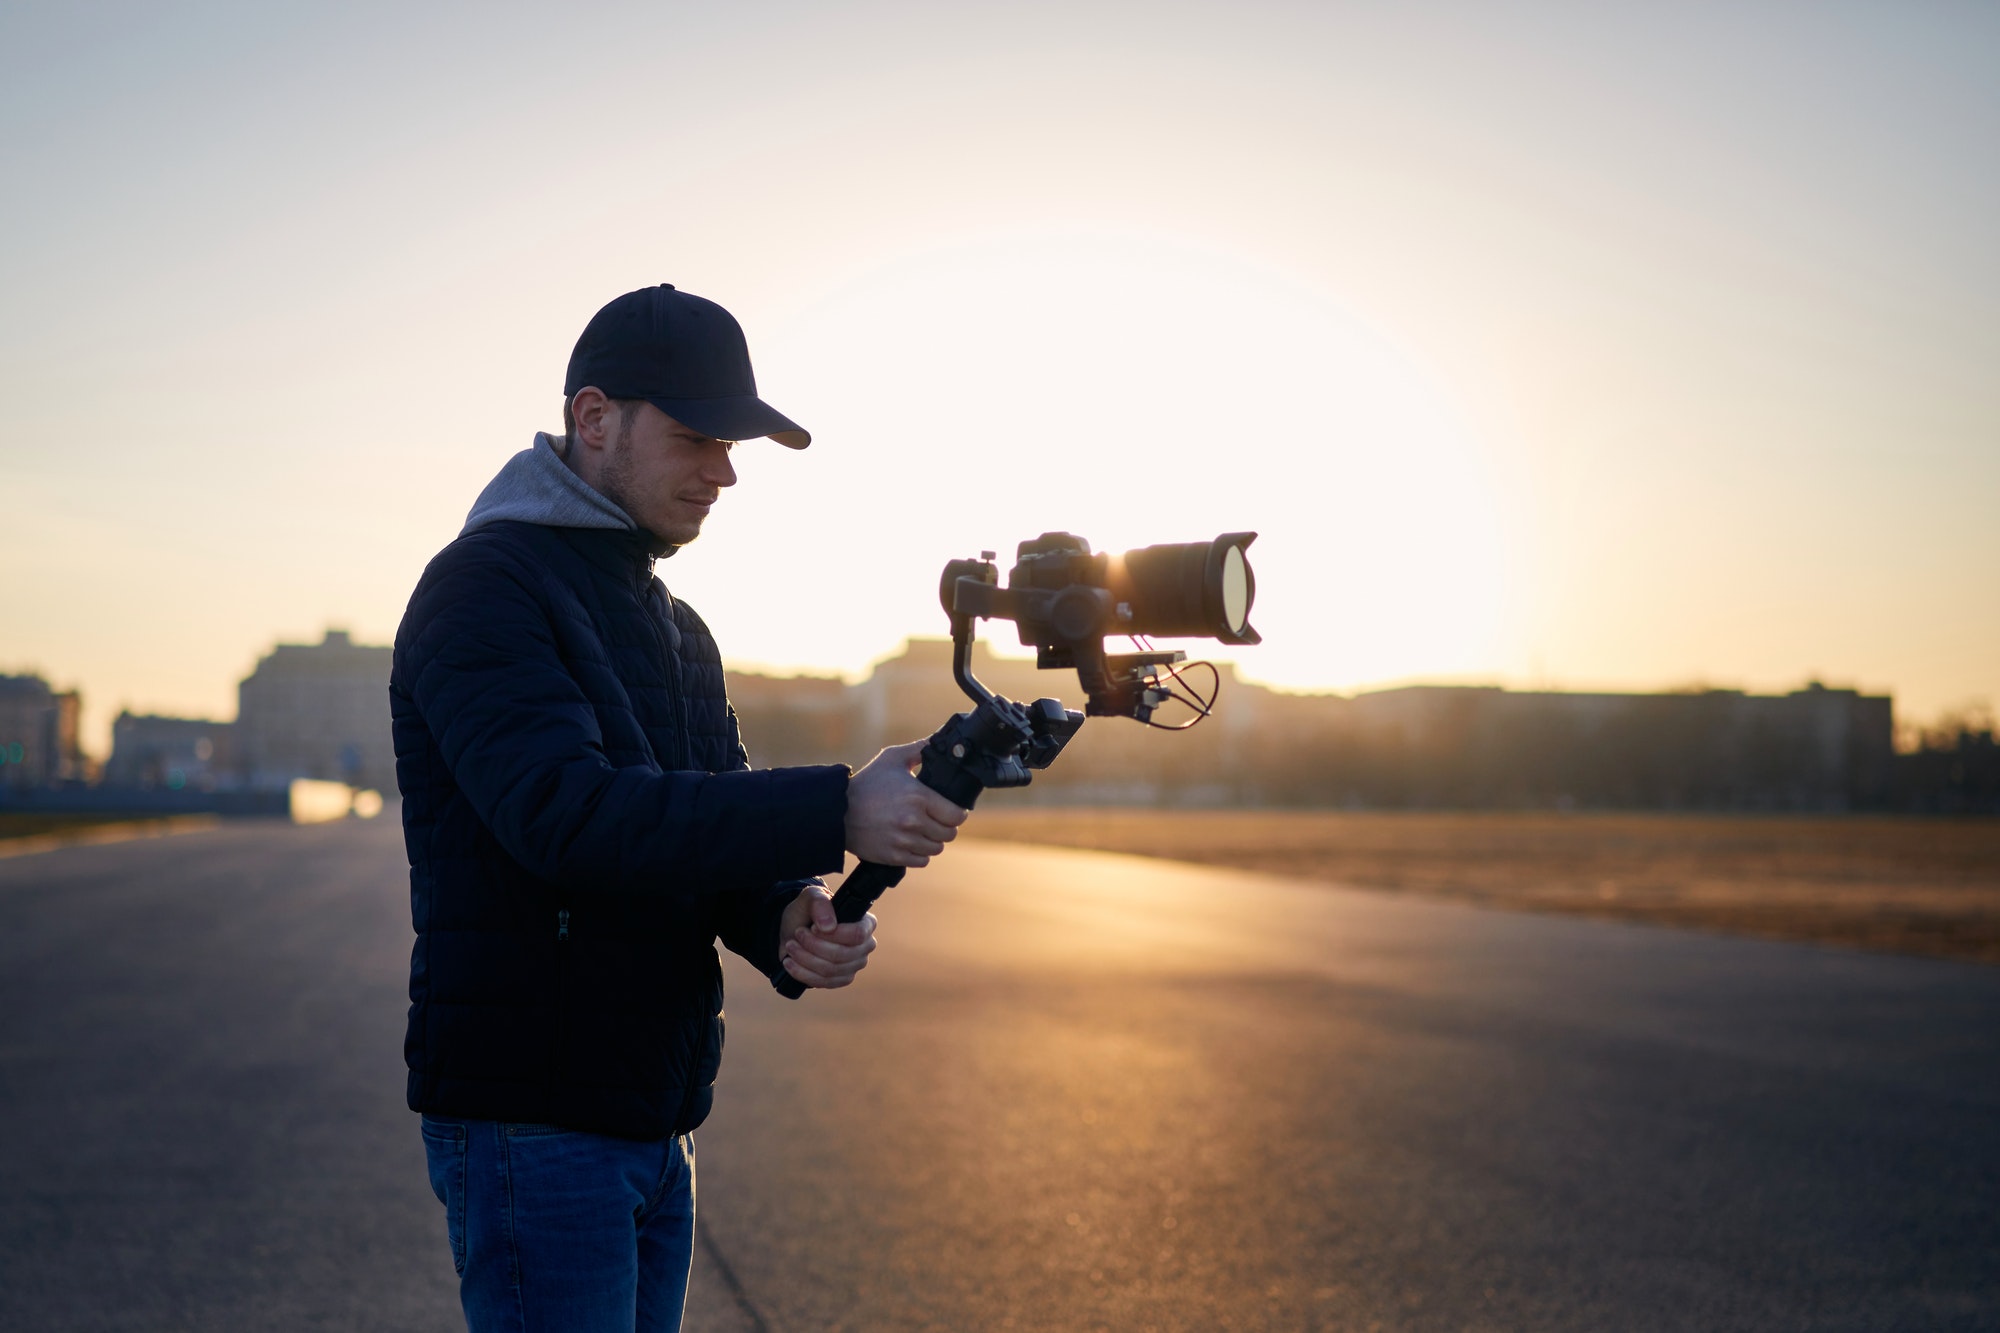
top-left (680, 228), bottom-right (1515, 693)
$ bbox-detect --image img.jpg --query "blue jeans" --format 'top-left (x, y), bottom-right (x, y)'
top-left (421, 1116), bottom-right (696, 1333)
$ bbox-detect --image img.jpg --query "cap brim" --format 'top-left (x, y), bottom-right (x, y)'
top-left (645, 395), bottom-right (811, 449)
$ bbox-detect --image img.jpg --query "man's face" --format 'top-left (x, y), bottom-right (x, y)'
top-left (599, 401), bottom-right (738, 547)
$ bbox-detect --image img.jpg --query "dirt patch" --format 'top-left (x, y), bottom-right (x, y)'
top-left (0, 813), bottom-right (220, 859)
top-left (1, 813), bottom-right (157, 841)
top-left (964, 808), bottom-right (2000, 964)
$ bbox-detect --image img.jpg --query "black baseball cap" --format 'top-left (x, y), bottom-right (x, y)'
top-left (563, 284), bottom-right (810, 449)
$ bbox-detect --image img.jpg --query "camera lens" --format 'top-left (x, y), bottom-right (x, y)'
top-left (1220, 543), bottom-right (1250, 636)
top-left (1111, 532), bottom-right (1259, 645)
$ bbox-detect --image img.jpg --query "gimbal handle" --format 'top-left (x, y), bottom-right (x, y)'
top-left (773, 694), bottom-right (1079, 999)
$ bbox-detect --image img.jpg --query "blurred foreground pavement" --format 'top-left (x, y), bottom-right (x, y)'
top-left (1, 819), bottom-right (1995, 1331)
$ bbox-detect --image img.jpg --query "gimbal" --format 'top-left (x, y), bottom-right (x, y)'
top-left (775, 532), bottom-right (1256, 999)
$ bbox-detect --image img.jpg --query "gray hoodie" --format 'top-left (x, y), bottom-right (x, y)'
top-left (460, 432), bottom-right (643, 539)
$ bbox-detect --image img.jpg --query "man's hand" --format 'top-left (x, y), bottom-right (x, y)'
top-left (844, 740), bottom-right (969, 867)
top-left (778, 884), bottom-right (877, 989)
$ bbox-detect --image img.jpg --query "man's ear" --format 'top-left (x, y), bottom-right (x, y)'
top-left (569, 387), bottom-right (613, 452)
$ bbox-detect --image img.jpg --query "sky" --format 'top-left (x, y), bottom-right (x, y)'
top-left (2, 0), bottom-right (1995, 755)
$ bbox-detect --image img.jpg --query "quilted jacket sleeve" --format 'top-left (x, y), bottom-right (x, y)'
top-left (398, 536), bottom-right (849, 899)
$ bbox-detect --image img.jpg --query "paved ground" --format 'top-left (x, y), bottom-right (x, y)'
top-left (1, 819), bottom-right (1995, 1331)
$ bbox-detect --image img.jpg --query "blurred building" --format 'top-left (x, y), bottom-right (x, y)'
top-left (235, 629), bottom-right (394, 790)
top-left (104, 712), bottom-right (235, 791)
top-left (0, 674), bottom-right (85, 791)
top-left (721, 641), bottom-right (1899, 811)
top-left (1897, 722), bottom-right (2000, 814)
top-left (1326, 681), bottom-right (1896, 811)
top-left (726, 668), bottom-right (853, 769)
top-left (61, 622), bottom-right (1897, 811)
top-left (847, 638), bottom-right (1048, 759)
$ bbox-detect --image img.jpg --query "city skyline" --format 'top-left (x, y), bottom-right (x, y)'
top-left (0, 621), bottom-right (1934, 766)
top-left (10, 629), bottom-right (1932, 817)
top-left (3, 3), bottom-right (1994, 753)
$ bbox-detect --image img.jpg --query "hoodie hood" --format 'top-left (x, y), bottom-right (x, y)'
top-left (461, 433), bottom-right (675, 556)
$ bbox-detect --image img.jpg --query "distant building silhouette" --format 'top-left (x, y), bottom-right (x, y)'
top-left (1320, 681), bottom-right (1895, 811)
top-left (1898, 718), bottom-right (2000, 814)
top-left (9, 631), bottom-right (1956, 813)
top-left (725, 668), bottom-right (852, 768)
top-left (847, 637), bottom-right (1020, 758)
top-left (104, 712), bottom-right (235, 792)
top-left (0, 674), bottom-right (85, 791)
top-left (725, 639), bottom-right (1903, 812)
top-left (235, 629), bottom-right (394, 790)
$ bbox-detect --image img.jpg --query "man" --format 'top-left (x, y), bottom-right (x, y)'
top-left (390, 284), bottom-right (967, 1332)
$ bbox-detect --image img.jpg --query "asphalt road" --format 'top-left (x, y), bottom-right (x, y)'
top-left (1, 819), bottom-right (1995, 1332)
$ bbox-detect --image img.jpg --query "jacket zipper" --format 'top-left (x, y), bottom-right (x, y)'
top-left (643, 560), bottom-right (707, 1135)
top-left (549, 901), bottom-right (570, 1118)
top-left (642, 572), bottom-right (695, 769)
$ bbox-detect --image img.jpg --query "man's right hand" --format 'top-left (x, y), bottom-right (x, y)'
top-left (844, 740), bottom-right (969, 867)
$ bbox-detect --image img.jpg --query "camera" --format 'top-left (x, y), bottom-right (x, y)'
top-left (938, 531), bottom-right (1259, 721)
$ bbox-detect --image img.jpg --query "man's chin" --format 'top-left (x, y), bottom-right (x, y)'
top-left (646, 520), bottom-right (704, 549)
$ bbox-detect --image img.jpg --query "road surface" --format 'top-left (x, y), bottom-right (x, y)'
top-left (1, 818), bottom-right (1994, 1331)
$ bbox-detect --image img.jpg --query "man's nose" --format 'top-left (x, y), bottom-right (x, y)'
top-left (706, 448), bottom-right (737, 488)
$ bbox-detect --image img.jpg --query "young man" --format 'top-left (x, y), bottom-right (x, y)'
top-left (391, 285), bottom-right (967, 1332)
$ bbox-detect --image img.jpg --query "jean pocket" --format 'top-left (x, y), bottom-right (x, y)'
top-left (503, 1122), bottom-right (575, 1137)
top-left (420, 1118), bottom-right (468, 1275)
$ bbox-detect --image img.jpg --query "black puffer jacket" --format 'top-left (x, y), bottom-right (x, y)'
top-left (392, 515), bottom-right (848, 1141)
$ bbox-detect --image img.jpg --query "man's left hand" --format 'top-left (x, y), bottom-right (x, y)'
top-left (777, 885), bottom-right (877, 989)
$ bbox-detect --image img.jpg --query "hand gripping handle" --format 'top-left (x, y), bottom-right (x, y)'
top-left (772, 861), bottom-right (906, 999)
top-left (770, 705), bottom-right (1013, 999)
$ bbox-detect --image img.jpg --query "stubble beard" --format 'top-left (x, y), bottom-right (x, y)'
top-left (599, 417), bottom-right (703, 548)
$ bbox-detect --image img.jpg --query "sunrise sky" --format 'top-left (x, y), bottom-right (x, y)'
top-left (2, 1), bottom-right (1995, 754)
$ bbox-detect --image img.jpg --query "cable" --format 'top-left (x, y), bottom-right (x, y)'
top-left (1147, 659), bottom-right (1219, 730)
top-left (1129, 636), bottom-right (1220, 730)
